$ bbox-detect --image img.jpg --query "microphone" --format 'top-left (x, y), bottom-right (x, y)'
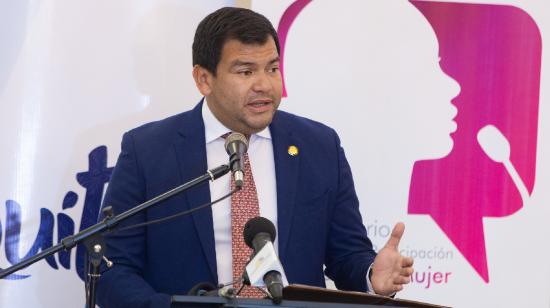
top-left (244, 216), bottom-right (276, 252)
top-left (224, 132), bottom-right (248, 188)
top-left (243, 217), bottom-right (288, 304)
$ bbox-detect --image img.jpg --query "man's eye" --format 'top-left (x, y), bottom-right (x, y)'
top-left (269, 67), bottom-right (279, 73)
top-left (240, 70), bottom-right (253, 76)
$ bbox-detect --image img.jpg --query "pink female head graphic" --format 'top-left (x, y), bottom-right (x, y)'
top-left (278, 0), bottom-right (541, 283)
top-left (408, 1), bottom-right (541, 282)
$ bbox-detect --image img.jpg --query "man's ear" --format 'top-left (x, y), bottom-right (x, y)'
top-left (192, 65), bottom-right (214, 96)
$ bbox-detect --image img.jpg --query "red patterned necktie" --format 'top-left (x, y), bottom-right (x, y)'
top-left (230, 148), bottom-right (265, 298)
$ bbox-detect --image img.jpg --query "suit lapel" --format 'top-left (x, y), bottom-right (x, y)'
top-left (270, 113), bottom-right (301, 262)
top-left (173, 101), bottom-right (218, 281)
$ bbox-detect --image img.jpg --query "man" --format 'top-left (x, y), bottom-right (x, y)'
top-left (97, 7), bottom-right (413, 308)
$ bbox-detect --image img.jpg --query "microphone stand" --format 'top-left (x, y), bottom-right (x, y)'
top-left (0, 164), bottom-right (230, 308)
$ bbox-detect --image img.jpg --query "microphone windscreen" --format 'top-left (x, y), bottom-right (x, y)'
top-left (224, 132), bottom-right (249, 154)
top-left (243, 217), bottom-right (276, 248)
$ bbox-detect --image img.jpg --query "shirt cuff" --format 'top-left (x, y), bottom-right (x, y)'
top-left (366, 264), bottom-right (396, 297)
top-left (366, 264), bottom-right (375, 293)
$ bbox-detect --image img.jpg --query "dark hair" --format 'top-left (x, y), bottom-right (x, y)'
top-left (192, 7), bottom-right (280, 75)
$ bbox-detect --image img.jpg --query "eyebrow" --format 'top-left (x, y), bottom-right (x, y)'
top-left (230, 60), bottom-right (255, 68)
top-left (268, 56), bottom-right (280, 65)
top-left (230, 56), bottom-right (280, 68)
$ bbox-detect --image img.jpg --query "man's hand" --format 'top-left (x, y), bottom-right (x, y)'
top-left (370, 222), bottom-right (414, 296)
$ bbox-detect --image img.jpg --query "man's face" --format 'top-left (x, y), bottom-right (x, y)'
top-left (202, 37), bottom-right (282, 135)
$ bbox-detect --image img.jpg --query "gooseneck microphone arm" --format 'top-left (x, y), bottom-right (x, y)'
top-left (0, 164), bottom-right (231, 307)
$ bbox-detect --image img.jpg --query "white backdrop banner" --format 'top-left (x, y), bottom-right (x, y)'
top-left (0, 0), bottom-right (233, 306)
top-left (1, 1), bottom-right (549, 307)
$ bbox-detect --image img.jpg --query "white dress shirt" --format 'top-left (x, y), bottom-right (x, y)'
top-left (202, 99), bottom-right (278, 285)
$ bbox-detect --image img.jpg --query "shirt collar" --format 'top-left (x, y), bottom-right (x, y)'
top-left (202, 97), bottom-right (272, 144)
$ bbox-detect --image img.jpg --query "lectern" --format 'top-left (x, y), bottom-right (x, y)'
top-left (171, 284), bottom-right (449, 308)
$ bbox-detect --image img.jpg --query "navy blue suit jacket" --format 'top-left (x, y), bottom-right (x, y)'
top-left (96, 102), bottom-right (376, 308)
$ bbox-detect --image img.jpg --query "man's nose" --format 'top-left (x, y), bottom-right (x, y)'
top-left (252, 72), bottom-right (272, 93)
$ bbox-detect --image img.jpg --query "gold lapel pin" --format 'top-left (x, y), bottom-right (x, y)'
top-left (288, 145), bottom-right (299, 156)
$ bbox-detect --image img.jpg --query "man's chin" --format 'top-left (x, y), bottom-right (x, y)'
top-left (243, 120), bottom-right (272, 135)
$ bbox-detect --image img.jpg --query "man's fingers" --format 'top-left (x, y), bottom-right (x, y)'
top-left (400, 267), bottom-right (413, 277)
top-left (393, 284), bottom-right (404, 292)
top-left (384, 222), bottom-right (405, 249)
top-left (393, 275), bottom-right (411, 285)
top-left (401, 256), bottom-right (414, 267)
